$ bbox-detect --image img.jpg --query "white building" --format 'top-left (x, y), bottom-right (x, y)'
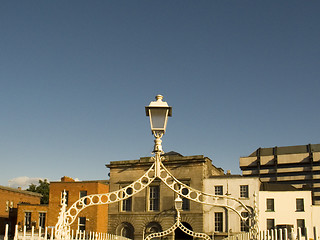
top-left (259, 185), bottom-right (313, 233)
top-left (203, 175), bottom-right (260, 238)
top-left (203, 175), bottom-right (319, 239)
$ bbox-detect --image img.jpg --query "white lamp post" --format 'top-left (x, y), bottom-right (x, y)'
top-left (146, 95), bottom-right (172, 176)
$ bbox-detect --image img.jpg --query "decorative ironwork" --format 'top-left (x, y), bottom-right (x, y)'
top-left (158, 161), bottom-right (253, 222)
top-left (145, 207), bottom-right (211, 240)
top-left (55, 95), bottom-right (257, 240)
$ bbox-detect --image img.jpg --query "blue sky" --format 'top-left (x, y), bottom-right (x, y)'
top-left (1, 1), bottom-right (320, 188)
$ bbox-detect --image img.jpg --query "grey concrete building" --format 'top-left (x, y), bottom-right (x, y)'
top-left (106, 152), bottom-right (224, 240)
top-left (240, 144), bottom-right (320, 205)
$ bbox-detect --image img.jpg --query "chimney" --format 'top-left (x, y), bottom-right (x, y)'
top-left (61, 176), bottom-right (75, 182)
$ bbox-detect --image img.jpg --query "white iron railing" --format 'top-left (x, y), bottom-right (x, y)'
top-left (223, 227), bottom-right (319, 240)
top-left (3, 225), bottom-right (130, 240)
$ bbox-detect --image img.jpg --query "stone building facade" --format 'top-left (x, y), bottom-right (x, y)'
top-left (240, 144), bottom-right (320, 205)
top-left (106, 153), bottom-right (224, 240)
top-left (0, 185), bottom-right (42, 235)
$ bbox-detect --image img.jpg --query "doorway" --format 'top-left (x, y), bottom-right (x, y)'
top-left (174, 222), bottom-right (193, 240)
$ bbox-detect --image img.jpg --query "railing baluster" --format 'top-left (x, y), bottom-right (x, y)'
top-left (38, 227), bottom-right (42, 240)
top-left (305, 227), bottom-right (308, 240)
top-left (4, 224), bottom-right (9, 240)
top-left (45, 227), bottom-right (48, 240)
top-left (23, 225), bottom-right (26, 240)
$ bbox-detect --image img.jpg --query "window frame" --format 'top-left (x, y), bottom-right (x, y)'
top-left (266, 198), bottom-right (275, 212)
top-left (149, 186), bottom-right (160, 211)
top-left (214, 212), bottom-right (223, 232)
top-left (215, 186), bottom-right (223, 196)
top-left (122, 187), bottom-right (133, 212)
top-left (296, 198), bottom-right (304, 212)
top-left (78, 217), bottom-right (86, 232)
top-left (267, 219), bottom-right (275, 230)
top-left (297, 219), bottom-right (306, 236)
top-left (240, 185), bottom-right (249, 198)
top-left (79, 190), bottom-right (87, 205)
top-left (240, 212), bottom-right (249, 232)
top-left (38, 212), bottom-right (46, 228)
top-left (24, 212), bottom-right (32, 229)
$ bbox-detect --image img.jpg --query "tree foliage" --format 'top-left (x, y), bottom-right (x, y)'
top-left (27, 179), bottom-right (50, 204)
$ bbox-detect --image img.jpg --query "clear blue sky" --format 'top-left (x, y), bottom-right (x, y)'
top-left (1, 1), bottom-right (320, 188)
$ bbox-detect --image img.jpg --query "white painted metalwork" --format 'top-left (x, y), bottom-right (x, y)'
top-left (158, 160), bottom-right (253, 221)
top-left (55, 163), bottom-right (156, 233)
top-left (144, 205), bottom-right (211, 240)
top-left (4, 224), bottom-right (129, 240)
top-left (4, 224), bottom-right (317, 240)
top-left (55, 95), bottom-right (257, 239)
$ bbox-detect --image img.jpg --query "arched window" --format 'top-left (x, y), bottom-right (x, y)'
top-left (117, 222), bottom-right (134, 239)
top-left (145, 222), bottom-right (162, 239)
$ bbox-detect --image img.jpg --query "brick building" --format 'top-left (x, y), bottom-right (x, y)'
top-left (16, 204), bottom-right (48, 231)
top-left (0, 185), bottom-right (42, 235)
top-left (106, 152), bottom-right (224, 240)
top-left (47, 177), bottom-right (109, 233)
top-left (15, 177), bottom-right (109, 234)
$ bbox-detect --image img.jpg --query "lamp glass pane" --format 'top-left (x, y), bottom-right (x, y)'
top-left (175, 198), bottom-right (183, 210)
top-left (149, 108), bottom-right (168, 131)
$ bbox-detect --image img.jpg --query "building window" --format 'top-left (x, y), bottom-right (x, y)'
top-left (240, 185), bottom-right (249, 198)
top-left (181, 188), bottom-right (190, 211)
top-left (78, 217), bottom-right (86, 231)
top-left (145, 222), bottom-right (162, 238)
top-left (118, 222), bottom-right (134, 239)
top-left (215, 186), bottom-right (223, 195)
top-left (266, 199), bottom-right (275, 212)
top-left (61, 191), bottom-right (69, 206)
top-left (241, 212), bottom-right (249, 232)
top-left (24, 212), bottom-right (32, 229)
top-left (122, 187), bottom-right (132, 212)
top-left (297, 219), bottom-right (305, 236)
top-left (79, 191), bottom-right (87, 205)
top-left (214, 212), bottom-right (223, 232)
top-left (296, 199), bottom-right (304, 212)
top-left (39, 212), bottom-right (46, 228)
top-left (149, 186), bottom-right (160, 211)
top-left (267, 219), bottom-right (275, 230)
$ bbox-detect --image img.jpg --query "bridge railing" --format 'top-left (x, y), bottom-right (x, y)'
top-left (3, 225), bottom-right (130, 240)
top-left (222, 227), bottom-right (319, 240)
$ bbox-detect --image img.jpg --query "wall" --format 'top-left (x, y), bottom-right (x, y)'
top-left (107, 154), bottom-right (224, 240)
top-left (258, 191), bottom-right (313, 231)
top-left (203, 176), bottom-right (260, 236)
top-left (0, 186), bottom-right (41, 235)
top-left (47, 179), bottom-right (109, 233)
top-left (16, 204), bottom-right (48, 230)
top-left (0, 187), bottom-right (41, 219)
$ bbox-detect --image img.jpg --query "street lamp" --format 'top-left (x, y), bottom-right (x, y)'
top-left (175, 195), bottom-right (183, 211)
top-left (145, 95), bottom-right (172, 134)
top-left (146, 95), bottom-right (172, 176)
top-left (145, 95), bottom-right (172, 152)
